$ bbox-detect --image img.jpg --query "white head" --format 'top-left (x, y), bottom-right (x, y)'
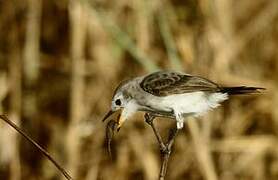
top-left (111, 90), bottom-right (129, 112)
top-left (102, 80), bottom-right (138, 130)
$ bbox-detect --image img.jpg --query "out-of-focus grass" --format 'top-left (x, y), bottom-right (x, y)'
top-left (0, 0), bottom-right (277, 180)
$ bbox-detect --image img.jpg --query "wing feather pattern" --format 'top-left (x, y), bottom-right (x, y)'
top-left (140, 71), bottom-right (220, 96)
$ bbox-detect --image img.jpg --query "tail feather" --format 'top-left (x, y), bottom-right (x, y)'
top-left (220, 86), bottom-right (265, 95)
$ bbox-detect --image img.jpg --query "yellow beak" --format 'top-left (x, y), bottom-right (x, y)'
top-left (116, 111), bottom-right (125, 131)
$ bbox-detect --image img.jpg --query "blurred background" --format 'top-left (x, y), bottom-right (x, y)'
top-left (0, 0), bottom-right (277, 179)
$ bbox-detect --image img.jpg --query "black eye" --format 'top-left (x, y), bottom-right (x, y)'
top-left (115, 99), bottom-right (121, 106)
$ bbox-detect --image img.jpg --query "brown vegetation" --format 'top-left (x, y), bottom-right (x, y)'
top-left (0, 0), bottom-right (277, 179)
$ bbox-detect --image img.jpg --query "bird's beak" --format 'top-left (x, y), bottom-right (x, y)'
top-left (116, 111), bottom-right (125, 132)
top-left (102, 110), bottom-right (115, 122)
top-left (102, 109), bottom-right (125, 131)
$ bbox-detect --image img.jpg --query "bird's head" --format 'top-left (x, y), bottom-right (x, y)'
top-left (102, 80), bottom-right (138, 130)
top-left (111, 90), bottom-right (130, 112)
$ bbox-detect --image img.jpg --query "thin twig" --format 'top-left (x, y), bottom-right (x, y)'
top-left (0, 115), bottom-right (73, 180)
top-left (144, 113), bottom-right (166, 151)
top-left (144, 113), bottom-right (179, 180)
top-left (159, 127), bottom-right (179, 180)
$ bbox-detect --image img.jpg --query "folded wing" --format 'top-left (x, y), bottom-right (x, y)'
top-left (140, 71), bottom-right (220, 96)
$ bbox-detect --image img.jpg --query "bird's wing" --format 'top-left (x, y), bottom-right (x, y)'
top-left (140, 71), bottom-right (220, 96)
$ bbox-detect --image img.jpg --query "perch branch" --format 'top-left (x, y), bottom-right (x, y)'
top-left (159, 127), bottom-right (178, 180)
top-left (144, 113), bottom-right (179, 180)
top-left (0, 115), bottom-right (73, 180)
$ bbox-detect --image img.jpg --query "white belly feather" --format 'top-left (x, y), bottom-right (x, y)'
top-left (161, 92), bottom-right (228, 116)
top-left (142, 91), bottom-right (228, 129)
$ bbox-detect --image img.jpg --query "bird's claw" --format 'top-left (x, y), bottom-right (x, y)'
top-left (144, 113), bottom-right (155, 125)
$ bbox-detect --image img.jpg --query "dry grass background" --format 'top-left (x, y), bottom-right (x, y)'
top-left (0, 0), bottom-right (277, 179)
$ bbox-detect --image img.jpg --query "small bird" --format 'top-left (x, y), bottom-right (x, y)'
top-left (102, 71), bottom-right (264, 130)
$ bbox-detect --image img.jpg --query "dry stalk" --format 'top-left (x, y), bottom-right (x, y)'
top-left (187, 119), bottom-right (218, 180)
top-left (67, 0), bottom-right (87, 177)
top-left (8, 25), bottom-right (22, 180)
top-left (0, 115), bottom-right (73, 180)
top-left (22, 0), bottom-right (41, 178)
top-left (144, 113), bottom-right (179, 180)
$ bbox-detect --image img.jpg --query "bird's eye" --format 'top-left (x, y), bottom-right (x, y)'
top-left (115, 99), bottom-right (121, 106)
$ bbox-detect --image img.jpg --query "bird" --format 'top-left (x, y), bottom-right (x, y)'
top-left (102, 71), bottom-right (264, 130)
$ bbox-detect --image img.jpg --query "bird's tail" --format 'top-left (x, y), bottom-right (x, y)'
top-left (220, 86), bottom-right (265, 95)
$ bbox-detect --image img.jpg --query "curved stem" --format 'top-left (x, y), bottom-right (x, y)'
top-left (0, 115), bottom-right (73, 180)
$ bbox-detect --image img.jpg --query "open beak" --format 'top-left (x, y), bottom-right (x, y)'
top-left (102, 110), bottom-right (115, 122)
top-left (102, 109), bottom-right (125, 131)
top-left (116, 112), bottom-right (125, 131)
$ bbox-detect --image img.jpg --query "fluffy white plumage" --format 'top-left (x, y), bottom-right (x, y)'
top-left (136, 91), bottom-right (228, 129)
top-left (160, 92), bottom-right (227, 115)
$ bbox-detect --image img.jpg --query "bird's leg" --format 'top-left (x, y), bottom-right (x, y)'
top-left (159, 126), bottom-right (179, 180)
top-left (144, 113), bottom-right (166, 152)
top-left (145, 113), bottom-right (180, 180)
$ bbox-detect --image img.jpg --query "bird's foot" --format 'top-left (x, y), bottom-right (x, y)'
top-left (144, 113), bottom-right (155, 125)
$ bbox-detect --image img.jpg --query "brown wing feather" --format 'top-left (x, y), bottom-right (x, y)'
top-left (140, 71), bottom-right (220, 96)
